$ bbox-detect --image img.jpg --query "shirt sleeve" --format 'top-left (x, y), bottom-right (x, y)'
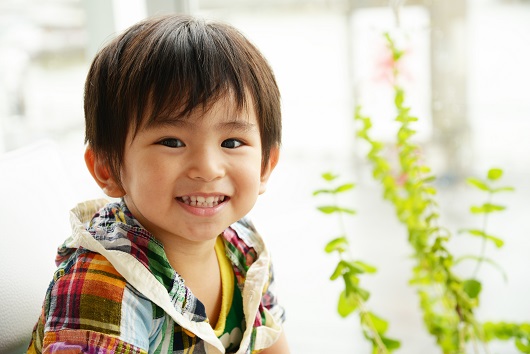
top-left (37, 329), bottom-right (147, 354)
top-left (27, 250), bottom-right (151, 354)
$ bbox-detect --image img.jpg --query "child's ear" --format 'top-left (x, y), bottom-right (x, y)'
top-left (259, 146), bottom-right (280, 195)
top-left (84, 146), bottom-right (125, 198)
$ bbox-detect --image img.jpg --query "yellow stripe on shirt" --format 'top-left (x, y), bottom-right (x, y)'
top-left (213, 236), bottom-right (234, 337)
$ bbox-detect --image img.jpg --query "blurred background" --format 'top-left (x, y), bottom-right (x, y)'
top-left (0, 0), bottom-right (529, 353)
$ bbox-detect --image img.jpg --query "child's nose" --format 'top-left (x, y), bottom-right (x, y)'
top-left (187, 146), bottom-right (225, 182)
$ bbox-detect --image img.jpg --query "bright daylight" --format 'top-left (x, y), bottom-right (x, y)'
top-left (1, 0), bottom-right (529, 353)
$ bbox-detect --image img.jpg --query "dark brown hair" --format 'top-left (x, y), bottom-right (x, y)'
top-left (84, 15), bottom-right (281, 184)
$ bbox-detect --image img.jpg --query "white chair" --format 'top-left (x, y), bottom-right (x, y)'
top-left (0, 140), bottom-right (100, 353)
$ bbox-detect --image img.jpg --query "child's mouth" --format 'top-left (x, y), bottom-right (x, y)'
top-left (176, 195), bottom-right (227, 208)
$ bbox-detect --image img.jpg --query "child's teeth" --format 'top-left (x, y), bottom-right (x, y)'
top-left (180, 195), bottom-right (225, 207)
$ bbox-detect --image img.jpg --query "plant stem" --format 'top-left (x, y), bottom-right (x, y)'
top-left (334, 192), bottom-right (354, 260)
top-left (357, 296), bottom-right (389, 354)
top-left (472, 192), bottom-right (492, 279)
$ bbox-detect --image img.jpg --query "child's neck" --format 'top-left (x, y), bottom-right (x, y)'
top-left (163, 237), bottom-right (217, 281)
top-left (163, 237), bottom-right (222, 326)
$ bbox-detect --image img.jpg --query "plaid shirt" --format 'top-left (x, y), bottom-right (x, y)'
top-left (28, 199), bottom-right (284, 354)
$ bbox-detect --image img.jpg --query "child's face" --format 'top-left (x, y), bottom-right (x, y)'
top-left (119, 96), bottom-right (277, 245)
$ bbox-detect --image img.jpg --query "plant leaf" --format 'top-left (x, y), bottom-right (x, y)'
top-left (483, 321), bottom-right (518, 341)
top-left (355, 286), bottom-right (371, 301)
top-left (317, 206), bottom-right (339, 214)
top-left (395, 88), bottom-right (404, 108)
top-left (324, 236), bottom-right (348, 254)
top-left (459, 229), bottom-right (505, 248)
top-left (322, 172), bottom-right (338, 182)
top-left (318, 206), bottom-right (356, 215)
top-left (459, 228), bottom-right (485, 237)
top-left (487, 235), bottom-right (504, 248)
top-left (335, 183), bottom-right (355, 193)
top-left (329, 262), bottom-right (346, 281)
top-left (343, 260), bottom-right (366, 274)
top-left (353, 260), bottom-right (377, 274)
top-left (338, 289), bottom-right (357, 318)
top-left (492, 186), bottom-right (515, 193)
top-left (423, 187), bottom-right (437, 195)
top-left (422, 175), bottom-right (436, 184)
top-left (329, 260), bottom-right (366, 281)
top-left (425, 213), bottom-right (440, 223)
top-left (363, 311), bottom-right (389, 334)
top-left (470, 203), bottom-right (506, 214)
top-left (339, 207), bottom-right (357, 215)
top-left (487, 168), bottom-right (503, 181)
top-left (466, 177), bottom-right (490, 192)
top-left (312, 189), bottom-right (333, 196)
top-left (381, 336), bottom-right (401, 350)
top-left (463, 279), bottom-right (482, 299)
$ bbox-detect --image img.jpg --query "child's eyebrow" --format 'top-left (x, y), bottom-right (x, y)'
top-left (216, 120), bottom-right (257, 133)
top-left (145, 117), bottom-right (257, 132)
top-left (144, 117), bottom-right (188, 129)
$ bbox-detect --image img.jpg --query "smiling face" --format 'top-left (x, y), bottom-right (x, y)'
top-left (112, 96), bottom-right (277, 246)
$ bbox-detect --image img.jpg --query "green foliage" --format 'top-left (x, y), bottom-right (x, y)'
top-left (483, 322), bottom-right (530, 353)
top-left (462, 279), bottom-right (482, 299)
top-left (318, 206), bottom-right (356, 215)
top-left (460, 229), bottom-right (504, 248)
top-left (314, 183), bottom-right (355, 196)
top-left (325, 236), bottom-right (349, 254)
top-left (345, 31), bottom-right (530, 353)
top-left (462, 168), bottom-right (514, 281)
top-left (316, 173), bottom-right (400, 353)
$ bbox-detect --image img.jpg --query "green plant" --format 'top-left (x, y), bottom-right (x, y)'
top-left (317, 31), bottom-right (530, 353)
top-left (456, 168), bottom-right (514, 296)
top-left (354, 35), bottom-right (478, 352)
top-left (315, 172), bottom-right (400, 353)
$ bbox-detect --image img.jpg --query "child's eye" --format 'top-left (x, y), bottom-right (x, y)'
top-left (221, 139), bottom-right (243, 149)
top-left (158, 138), bottom-right (185, 148)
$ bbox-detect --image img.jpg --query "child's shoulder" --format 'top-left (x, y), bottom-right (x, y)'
top-left (50, 249), bottom-right (128, 309)
top-left (54, 248), bottom-right (126, 287)
top-left (43, 249), bottom-right (124, 329)
top-left (33, 247), bottom-right (155, 351)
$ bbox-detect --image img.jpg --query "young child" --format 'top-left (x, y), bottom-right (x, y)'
top-left (28, 14), bottom-right (289, 354)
